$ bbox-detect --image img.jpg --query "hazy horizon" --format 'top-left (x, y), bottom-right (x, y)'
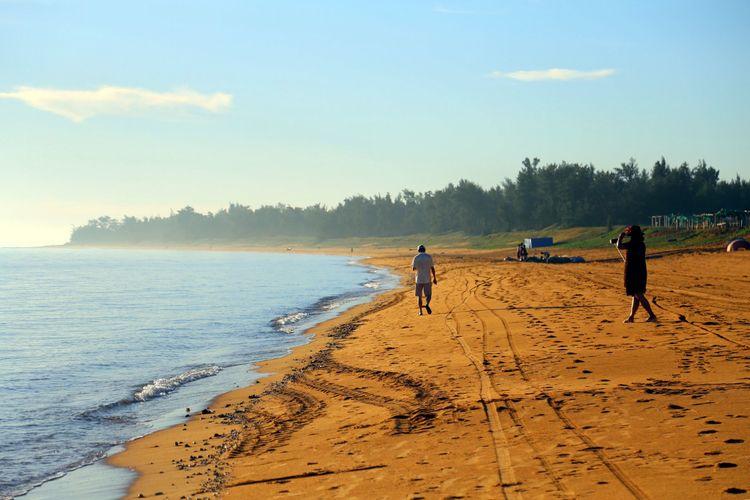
top-left (2, 0), bottom-right (749, 246)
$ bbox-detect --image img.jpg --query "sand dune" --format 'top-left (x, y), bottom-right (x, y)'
top-left (110, 248), bottom-right (750, 498)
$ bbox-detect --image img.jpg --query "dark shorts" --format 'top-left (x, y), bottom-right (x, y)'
top-left (415, 282), bottom-right (432, 297)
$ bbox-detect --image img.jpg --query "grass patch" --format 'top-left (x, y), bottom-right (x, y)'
top-left (312, 225), bottom-right (748, 251)
top-left (74, 226), bottom-right (748, 252)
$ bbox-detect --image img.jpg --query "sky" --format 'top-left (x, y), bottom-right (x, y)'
top-left (1, 0), bottom-right (749, 246)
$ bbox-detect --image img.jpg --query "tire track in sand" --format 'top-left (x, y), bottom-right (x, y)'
top-left (472, 269), bottom-right (649, 500)
top-left (227, 386), bottom-right (327, 460)
top-left (296, 374), bottom-right (438, 434)
top-left (441, 270), bottom-right (522, 499)
top-left (467, 281), bottom-right (572, 498)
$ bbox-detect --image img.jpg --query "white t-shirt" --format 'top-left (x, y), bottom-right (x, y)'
top-left (411, 253), bottom-right (434, 284)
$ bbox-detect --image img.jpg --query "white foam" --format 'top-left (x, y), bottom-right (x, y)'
top-left (321, 301), bottom-right (343, 310)
top-left (274, 311), bottom-right (308, 326)
top-left (133, 366), bottom-right (221, 402)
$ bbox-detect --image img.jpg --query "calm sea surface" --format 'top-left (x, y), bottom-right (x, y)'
top-left (0, 248), bottom-right (395, 498)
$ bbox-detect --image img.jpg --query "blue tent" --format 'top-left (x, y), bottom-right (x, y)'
top-left (524, 237), bottom-right (553, 248)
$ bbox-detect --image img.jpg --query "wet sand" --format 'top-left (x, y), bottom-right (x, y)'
top-left (110, 247), bottom-right (750, 498)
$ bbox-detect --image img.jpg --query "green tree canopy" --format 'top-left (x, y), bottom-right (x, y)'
top-left (70, 158), bottom-right (750, 245)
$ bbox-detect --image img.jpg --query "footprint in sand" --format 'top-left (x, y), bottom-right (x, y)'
top-left (724, 438), bottom-right (744, 444)
top-left (717, 462), bottom-right (737, 468)
top-left (726, 488), bottom-right (747, 494)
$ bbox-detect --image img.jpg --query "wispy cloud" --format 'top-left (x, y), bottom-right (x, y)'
top-left (0, 85), bottom-right (232, 122)
top-left (490, 68), bottom-right (616, 81)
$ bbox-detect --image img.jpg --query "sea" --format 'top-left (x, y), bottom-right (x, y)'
top-left (0, 248), bottom-right (396, 499)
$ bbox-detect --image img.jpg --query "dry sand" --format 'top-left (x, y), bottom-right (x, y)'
top-left (109, 247), bottom-right (750, 499)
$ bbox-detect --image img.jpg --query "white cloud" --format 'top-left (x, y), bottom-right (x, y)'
top-left (490, 68), bottom-right (616, 81)
top-left (0, 85), bottom-right (232, 122)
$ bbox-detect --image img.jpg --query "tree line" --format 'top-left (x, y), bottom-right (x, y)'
top-left (70, 157), bottom-right (750, 245)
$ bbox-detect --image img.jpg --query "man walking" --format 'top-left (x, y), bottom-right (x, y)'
top-left (412, 244), bottom-right (437, 315)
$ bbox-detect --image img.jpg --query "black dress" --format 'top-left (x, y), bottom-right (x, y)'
top-left (622, 239), bottom-right (647, 296)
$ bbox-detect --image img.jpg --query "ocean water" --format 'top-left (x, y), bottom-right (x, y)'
top-left (0, 248), bottom-right (395, 499)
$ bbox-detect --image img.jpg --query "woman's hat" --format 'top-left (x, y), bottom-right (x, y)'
top-left (628, 225), bottom-right (643, 238)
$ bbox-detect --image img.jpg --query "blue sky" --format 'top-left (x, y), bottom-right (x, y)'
top-left (1, 0), bottom-right (749, 245)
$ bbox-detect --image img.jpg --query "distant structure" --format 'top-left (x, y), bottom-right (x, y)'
top-left (727, 238), bottom-right (750, 252)
top-left (650, 209), bottom-right (750, 231)
top-left (524, 237), bottom-right (554, 248)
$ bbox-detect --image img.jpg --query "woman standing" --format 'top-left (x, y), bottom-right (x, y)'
top-left (617, 225), bottom-right (657, 323)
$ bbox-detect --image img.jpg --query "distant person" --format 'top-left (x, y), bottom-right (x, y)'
top-left (517, 242), bottom-right (528, 262)
top-left (616, 225), bottom-right (657, 323)
top-left (411, 244), bottom-right (437, 315)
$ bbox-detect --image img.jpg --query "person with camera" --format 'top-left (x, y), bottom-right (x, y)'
top-left (614, 225), bottom-right (657, 323)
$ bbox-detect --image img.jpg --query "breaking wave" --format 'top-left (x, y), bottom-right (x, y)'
top-left (134, 365), bottom-right (222, 401)
top-left (79, 365), bottom-right (222, 420)
top-left (269, 278), bottom-right (384, 335)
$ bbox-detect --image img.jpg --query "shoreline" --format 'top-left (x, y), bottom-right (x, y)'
top-left (11, 250), bottom-right (400, 500)
top-left (108, 247), bottom-right (749, 498)
top-left (105, 255), bottom-right (408, 498)
top-left (21, 244), bottom-right (750, 498)
top-left (21, 243), bottom-right (378, 256)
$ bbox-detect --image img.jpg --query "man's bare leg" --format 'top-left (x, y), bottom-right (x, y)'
top-left (624, 296), bottom-right (639, 323)
top-left (637, 293), bottom-right (657, 322)
top-left (418, 295), bottom-right (423, 315)
top-left (425, 293), bottom-right (432, 315)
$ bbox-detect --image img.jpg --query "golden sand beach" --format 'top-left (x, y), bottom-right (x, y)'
top-left (110, 247), bottom-right (750, 499)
